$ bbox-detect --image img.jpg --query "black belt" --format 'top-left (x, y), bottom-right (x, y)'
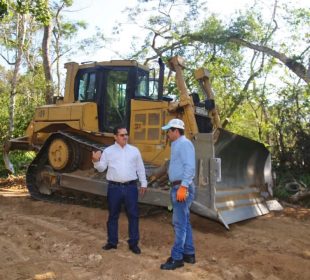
top-left (171, 180), bottom-right (182, 186)
top-left (108, 180), bottom-right (137, 186)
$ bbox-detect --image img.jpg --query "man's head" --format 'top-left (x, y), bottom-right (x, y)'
top-left (161, 118), bottom-right (185, 142)
top-left (113, 125), bottom-right (128, 147)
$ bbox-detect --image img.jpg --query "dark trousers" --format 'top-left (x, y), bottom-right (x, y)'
top-left (106, 183), bottom-right (139, 246)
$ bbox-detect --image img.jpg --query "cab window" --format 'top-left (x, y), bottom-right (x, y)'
top-left (76, 72), bottom-right (96, 101)
top-left (134, 70), bottom-right (158, 100)
top-left (104, 70), bottom-right (128, 131)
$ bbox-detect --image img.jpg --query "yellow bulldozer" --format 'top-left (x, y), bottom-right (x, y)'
top-left (3, 56), bottom-right (279, 228)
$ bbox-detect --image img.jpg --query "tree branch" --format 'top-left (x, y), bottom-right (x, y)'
top-left (229, 37), bottom-right (309, 84)
top-left (0, 54), bottom-right (15, 65)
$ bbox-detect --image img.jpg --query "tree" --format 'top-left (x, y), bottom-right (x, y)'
top-left (51, 0), bottom-right (87, 97)
top-left (0, 3), bottom-right (34, 138)
top-left (122, 0), bottom-right (309, 175)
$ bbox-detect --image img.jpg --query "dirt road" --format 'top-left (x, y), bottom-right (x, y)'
top-left (0, 177), bottom-right (309, 280)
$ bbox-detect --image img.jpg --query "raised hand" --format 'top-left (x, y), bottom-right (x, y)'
top-left (92, 150), bottom-right (102, 162)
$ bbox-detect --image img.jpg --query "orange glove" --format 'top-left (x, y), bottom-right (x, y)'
top-left (176, 186), bottom-right (188, 202)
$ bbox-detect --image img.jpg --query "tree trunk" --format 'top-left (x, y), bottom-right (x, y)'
top-left (42, 24), bottom-right (54, 104)
top-left (8, 14), bottom-right (25, 138)
top-left (54, 3), bottom-right (65, 97)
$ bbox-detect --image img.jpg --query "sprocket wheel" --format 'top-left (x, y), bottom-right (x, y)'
top-left (48, 137), bottom-right (80, 172)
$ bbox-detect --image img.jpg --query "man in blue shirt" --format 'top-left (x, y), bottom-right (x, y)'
top-left (160, 118), bottom-right (196, 270)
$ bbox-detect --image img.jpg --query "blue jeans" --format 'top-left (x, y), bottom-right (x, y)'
top-left (170, 184), bottom-right (195, 260)
top-left (107, 183), bottom-right (139, 246)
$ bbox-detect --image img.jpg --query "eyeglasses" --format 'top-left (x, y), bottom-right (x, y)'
top-left (166, 128), bottom-right (175, 133)
top-left (118, 133), bottom-right (128, 137)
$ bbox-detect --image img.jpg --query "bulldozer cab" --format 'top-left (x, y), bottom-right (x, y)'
top-left (73, 63), bottom-right (157, 133)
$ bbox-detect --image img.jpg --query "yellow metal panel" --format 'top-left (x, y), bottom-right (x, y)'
top-left (81, 103), bottom-right (99, 132)
top-left (35, 107), bottom-right (49, 120)
top-left (194, 68), bottom-right (211, 80)
top-left (130, 100), bottom-right (173, 165)
top-left (131, 99), bottom-right (169, 110)
top-left (64, 62), bottom-right (79, 103)
top-left (131, 110), bottom-right (163, 144)
top-left (25, 121), bottom-right (34, 138)
top-left (33, 103), bottom-right (98, 133)
top-left (134, 143), bottom-right (170, 166)
top-left (33, 121), bottom-right (81, 132)
top-left (70, 103), bottom-right (83, 119)
top-left (48, 106), bottom-right (71, 120)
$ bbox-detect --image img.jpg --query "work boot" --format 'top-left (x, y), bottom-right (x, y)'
top-left (129, 245), bottom-right (141, 254)
top-left (102, 243), bottom-right (117, 250)
top-left (160, 257), bottom-right (184, 270)
top-left (183, 253), bottom-right (196, 264)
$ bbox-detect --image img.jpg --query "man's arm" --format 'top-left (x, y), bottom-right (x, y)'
top-left (135, 149), bottom-right (147, 195)
top-left (179, 141), bottom-right (195, 187)
top-left (92, 150), bottom-right (108, 172)
top-left (176, 141), bottom-right (195, 202)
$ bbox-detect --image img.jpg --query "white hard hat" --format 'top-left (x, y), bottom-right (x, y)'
top-left (161, 118), bottom-right (185, 130)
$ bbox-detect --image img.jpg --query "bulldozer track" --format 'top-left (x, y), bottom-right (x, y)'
top-left (25, 131), bottom-right (166, 214)
top-left (26, 131), bottom-right (108, 207)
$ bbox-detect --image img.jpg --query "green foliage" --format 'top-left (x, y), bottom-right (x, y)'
top-left (0, 0), bottom-right (8, 19)
top-left (58, 21), bottom-right (87, 38)
top-left (0, 65), bottom-right (46, 143)
top-left (0, 65), bottom-right (44, 178)
top-left (0, 150), bottom-right (35, 177)
top-left (16, 0), bottom-right (51, 25)
top-left (0, 93), bottom-right (9, 143)
top-left (227, 12), bottom-right (265, 42)
top-left (299, 174), bottom-right (310, 189)
top-left (193, 16), bottom-right (227, 44)
top-left (273, 169), bottom-right (310, 205)
top-left (225, 102), bottom-right (259, 139)
top-left (273, 185), bottom-right (291, 201)
top-left (268, 84), bottom-right (310, 171)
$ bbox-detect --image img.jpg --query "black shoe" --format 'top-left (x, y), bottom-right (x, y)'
top-left (102, 243), bottom-right (117, 250)
top-left (160, 257), bottom-right (184, 270)
top-left (183, 253), bottom-right (196, 264)
top-left (129, 245), bottom-right (141, 254)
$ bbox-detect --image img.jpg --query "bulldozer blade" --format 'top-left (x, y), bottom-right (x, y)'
top-left (193, 129), bottom-right (273, 228)
top-left (3, 141), bottom-right (15, 174)
top-left (213, 129), bottom-right (272, 226)
top-left (3, 136), bottom-right (33, 174)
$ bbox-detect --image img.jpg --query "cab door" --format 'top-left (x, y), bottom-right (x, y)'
top-left (100, 68), bottom-right (130, 132)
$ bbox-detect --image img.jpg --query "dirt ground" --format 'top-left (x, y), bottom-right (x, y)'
top-left (0, 176), bottom-right (309, 280)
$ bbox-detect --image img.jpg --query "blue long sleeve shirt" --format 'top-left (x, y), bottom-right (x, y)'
top-left (168, 135), bottom-right (196, 188)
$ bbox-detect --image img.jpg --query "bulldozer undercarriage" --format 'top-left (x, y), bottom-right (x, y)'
top-left (24, 132), bottom-right (175, 212)
top-left (21, 129), bottom-right (281, 229)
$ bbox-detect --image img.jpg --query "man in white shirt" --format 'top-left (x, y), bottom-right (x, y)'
top-left (92, 126), bottom-right (147, 254)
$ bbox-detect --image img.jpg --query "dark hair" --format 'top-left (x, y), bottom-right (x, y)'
top-left (170, 127), bottom-right (184, 135)
top-left (113, 125), bottom-right (127, 135)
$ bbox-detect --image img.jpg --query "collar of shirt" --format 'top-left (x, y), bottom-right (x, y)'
top-left (114, 142), bottom-right (127, 149)
top-left (171, 135), bottom-right (185, 147)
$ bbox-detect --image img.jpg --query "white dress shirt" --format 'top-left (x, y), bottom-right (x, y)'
top-left (93, 142), bottom-right (147, 188)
